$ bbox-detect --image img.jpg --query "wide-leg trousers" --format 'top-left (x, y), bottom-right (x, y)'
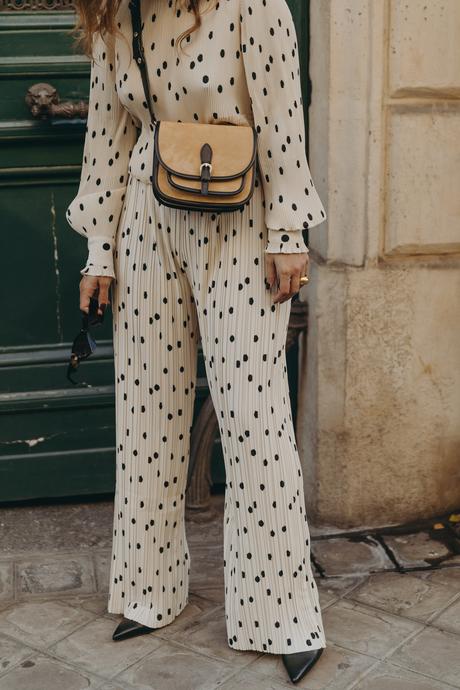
top-left (106, 171), bottom-right (326, 654)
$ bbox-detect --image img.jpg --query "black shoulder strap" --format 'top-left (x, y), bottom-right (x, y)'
top-left (128, 0), bottom-right (157, 125)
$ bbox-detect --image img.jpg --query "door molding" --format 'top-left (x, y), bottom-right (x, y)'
top-left (0, 1), bottom-right (75, 10)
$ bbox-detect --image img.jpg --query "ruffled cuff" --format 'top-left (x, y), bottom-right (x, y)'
top-left (79, 235), bottom-right (116, 278)
top-left (264, 229), bottom-right (309, 254)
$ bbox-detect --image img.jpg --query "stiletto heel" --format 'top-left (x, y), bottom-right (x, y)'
top-left (112, 616), bottom-right (156, 641)
top-left (281, 648), bottom-right (324, 684)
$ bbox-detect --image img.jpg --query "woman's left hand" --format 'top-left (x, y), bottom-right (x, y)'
top-left (265, 252), bottom-right (310, 304)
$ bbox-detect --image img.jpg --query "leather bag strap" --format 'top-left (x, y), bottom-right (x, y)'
top-left (128, 0), bottom-right (157, 125)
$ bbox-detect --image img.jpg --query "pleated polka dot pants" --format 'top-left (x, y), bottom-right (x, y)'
top-left (106, 172), bottom-right (326, 654)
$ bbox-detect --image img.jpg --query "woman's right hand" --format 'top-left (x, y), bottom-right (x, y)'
top-left (79, 275), bottom-right (113, 316)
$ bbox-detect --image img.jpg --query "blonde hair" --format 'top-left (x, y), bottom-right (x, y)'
top-left (72, 0), bottom-right (215, 57)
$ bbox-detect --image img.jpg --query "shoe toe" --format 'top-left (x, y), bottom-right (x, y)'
top-left (112, 617), bottom-right (155, 641)
top-left (281, 648), bottom-right (324, 684)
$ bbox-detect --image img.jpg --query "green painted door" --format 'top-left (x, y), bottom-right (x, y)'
top-left (0, 0), bottom-right (310, 503)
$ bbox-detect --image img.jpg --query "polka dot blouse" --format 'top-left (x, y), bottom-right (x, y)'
top-left (66, 0), bottom-right (327, 278)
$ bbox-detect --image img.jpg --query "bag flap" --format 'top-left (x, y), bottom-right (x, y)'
top-left (155, 120), bottom-right (257, 180)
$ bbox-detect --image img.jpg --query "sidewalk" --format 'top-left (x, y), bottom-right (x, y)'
top-left (0, 493), bottom-right (459, 689)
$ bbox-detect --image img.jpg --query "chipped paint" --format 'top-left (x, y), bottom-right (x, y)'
top-left (50, 192), bottom-right (63, 343)
top-left (1, 437), bottom-right (46, 448)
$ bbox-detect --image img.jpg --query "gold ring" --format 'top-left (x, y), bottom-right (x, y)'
top-left (299, 275), bottom-right (309, 286)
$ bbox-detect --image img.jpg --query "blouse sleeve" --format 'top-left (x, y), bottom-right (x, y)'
top-left (239, 0), bottom-right (327, 254)
top-left (66, 31), bottom-right (138, 278)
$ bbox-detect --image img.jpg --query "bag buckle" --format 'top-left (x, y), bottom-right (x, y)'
top-left (199, 162), bottom-right (212, 195)
top-left (199, 162), bottom-right (212, 176)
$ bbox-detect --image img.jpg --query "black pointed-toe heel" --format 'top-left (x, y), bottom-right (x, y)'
top-left (112, 616), bottom-right (156, 641)
top-left (281, 648), bottom-right (324, 684)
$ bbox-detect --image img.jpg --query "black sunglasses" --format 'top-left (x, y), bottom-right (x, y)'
top-left (67, 296), bottom-right (106, 385)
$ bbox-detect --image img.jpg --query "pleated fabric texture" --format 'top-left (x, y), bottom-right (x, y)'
top-left (107, 170), bottom-right (326, 654)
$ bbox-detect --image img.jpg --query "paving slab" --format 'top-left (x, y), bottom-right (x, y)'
top-left (49, 615), bottom-right (163, 680)
top-left (1, 495), bottom-right (458, 689)
top-left (321, 599), bottom-right (422, 659)
top-left (383, 533), bottom-right (451, 568)
top-left (115, 639), bottom-right (236, 690)
top-left (94, 551), bottom-right (111, 593)
top-left (316, 576), bottom-right (366, 609)
top-left (219, 666), bottom-right (293, 690)
top-left (0, 600), bottom-right (95, 649)
top-left (443, 554), bottom-right (460, 565)
top-left (351, 660), bottom-right (456, 690)
top-left (317, 583), bottom-right (339, 610)
top-left (0, 653), bottom-right (102, 690)
top-left (15, 554), bottom-right (96, 598)
top-left (247, 643), bottom-right (376, 690)
top-left (188, 545), bottom-right (224, 592)
top-left (56, 593), bottom-right (111, 617)
top-left (431, 597), bottom-right (460, 635)
top-left (185, 509), bottom-right (224, 546)
top-left (0, 562), bottom-right (13, 604)
top-left (151, 591), bottom-right (221, 642)
top-left (0, 632), bottom-right (36, 678)
top-left (167, 604), bottom-right (260, 668)
top-left (388, 626), bottom-right (460, 687)
top-left (412, 566), bottom-right (460, 589)
top-left (346, 571), bottom-right (459, 622)
top-left (189, 585), bottom-right (224, 605)
top-left (312, 538), bottom-right (393, 576)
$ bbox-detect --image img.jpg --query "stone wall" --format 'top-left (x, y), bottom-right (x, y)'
top-left (298, 0), bottom-right (460, 528)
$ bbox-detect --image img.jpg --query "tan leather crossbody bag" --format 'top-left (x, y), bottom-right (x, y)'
top-left (128, 0), bottom-right (259, 213)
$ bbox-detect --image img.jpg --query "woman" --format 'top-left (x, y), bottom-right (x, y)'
top-left (67, 0), bottom-right (327, 683)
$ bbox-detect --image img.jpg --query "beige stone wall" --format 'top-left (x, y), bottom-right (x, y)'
top-left (298, 0), bottom-right (460, 528)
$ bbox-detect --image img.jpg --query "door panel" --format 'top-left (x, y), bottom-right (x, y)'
top-left (0, 1), bottom-right (310, 502)
top-left (0, 7), bottom-right (117, 502)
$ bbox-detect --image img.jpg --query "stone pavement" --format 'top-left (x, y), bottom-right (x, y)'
top-left (0, 493), bottom-right (459, 689)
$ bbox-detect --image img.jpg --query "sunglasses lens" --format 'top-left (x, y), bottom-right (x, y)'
top-left (72, 331), bottom-right (94, 359)
top-left (87, 332), bottom-right (97, 353)
top-left (67, 303), bottom-right (101, 384)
